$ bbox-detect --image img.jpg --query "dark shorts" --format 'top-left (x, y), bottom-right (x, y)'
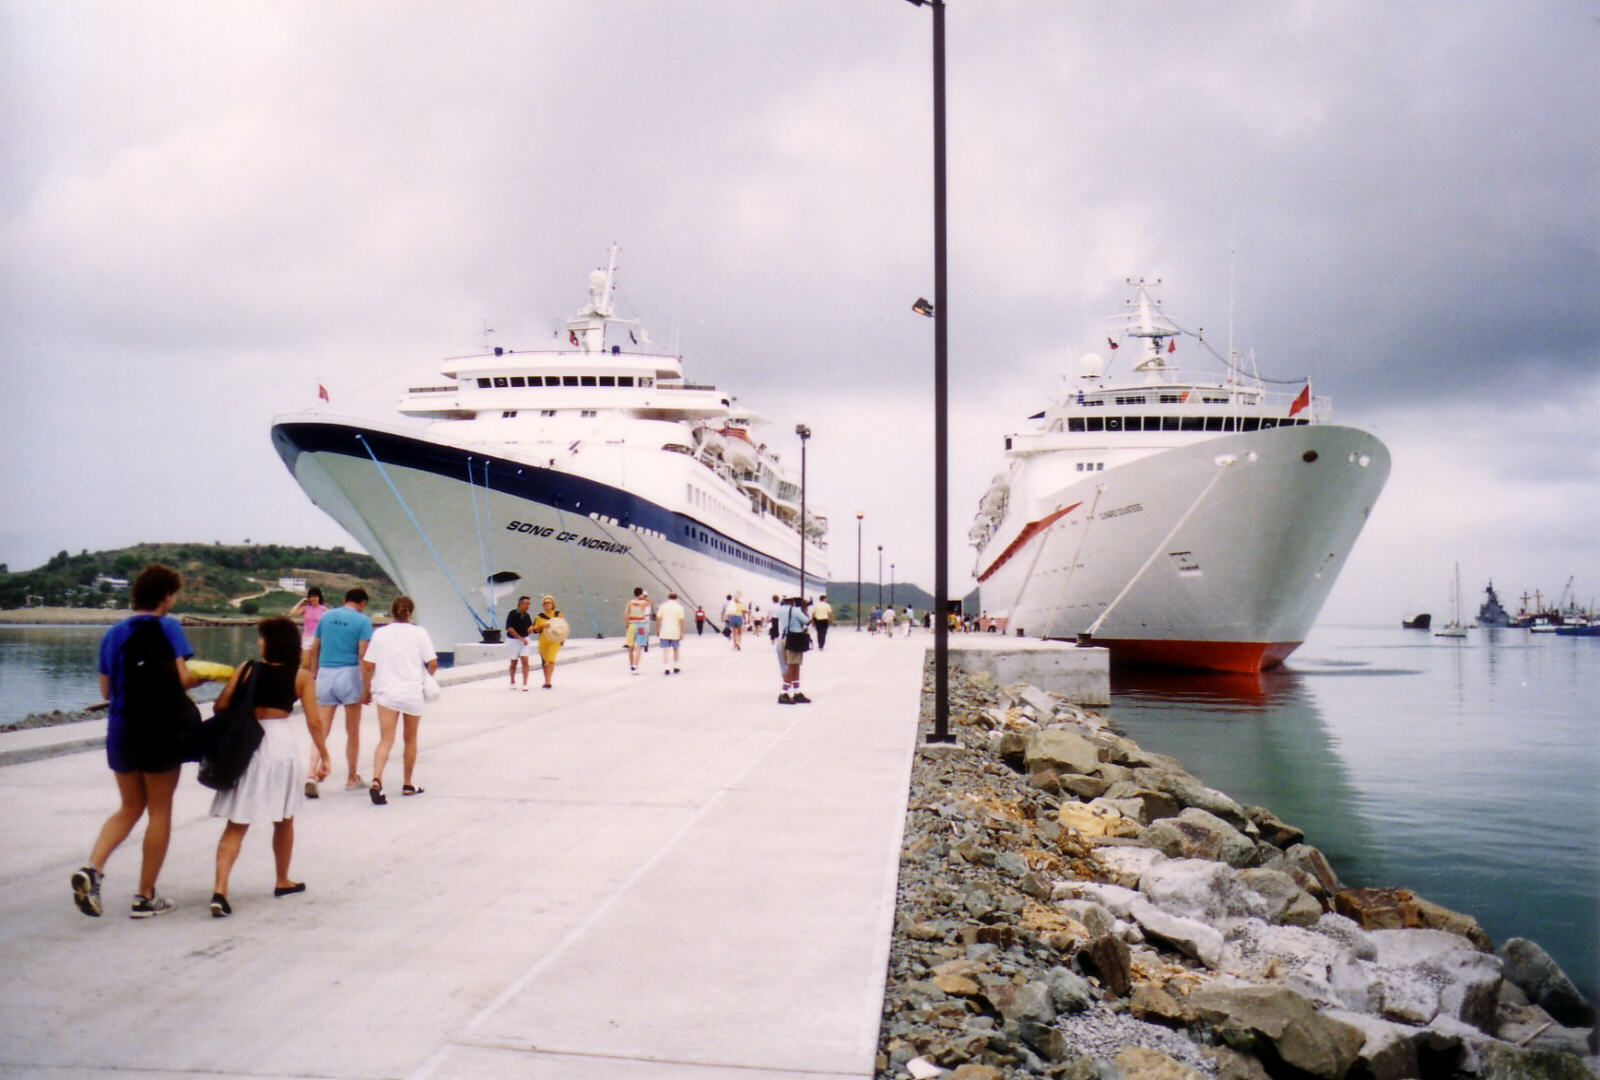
top-left (105, 721), bottom-right (182, 774)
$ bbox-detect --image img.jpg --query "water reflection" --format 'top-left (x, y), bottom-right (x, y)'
top-left (1111, 657), bottom-right (1394, 883)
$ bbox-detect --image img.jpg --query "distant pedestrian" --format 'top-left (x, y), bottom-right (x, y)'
top-left (289, 586), bottom-right (328, 656)
top-left (724, 593), bottom-right (745, 650)
top-left (306, 587), bottom-right (373, 795)
top-left (694, 605), bottom-right (706, 636)
top-left (506, 596), bottom-right (535, 691)
top-left (531, 595), bottom-right (568, 688)
top-left (625, 587), bottom-right (653, 673)
top-left (881, 605), bottom-right (897, 636)
top-left (776, 597), bottom-right (812, 704)
top-left (869, 606), bottom-right (882, 634)
top-left (812, 595), bottom-right (833, 650)
top-left (72, 563), bottom-right (203, 919)
top-left (903, 606), bottom-right (914, 637)
top-left (656, 592), bottom-right (687, 674)
top-left (207, 616), bottom-right (329, 917)
top-left (362, 596), bottom-right (437, 804)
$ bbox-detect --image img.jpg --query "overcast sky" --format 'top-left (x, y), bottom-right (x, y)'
top-left (3, 1), bottom-right (1596, 624)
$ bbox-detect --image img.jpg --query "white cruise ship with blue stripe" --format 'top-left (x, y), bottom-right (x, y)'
top-left (272, 247), bottom-right (827, 655)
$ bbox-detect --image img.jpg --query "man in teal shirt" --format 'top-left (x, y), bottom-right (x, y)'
top-left (305, 587), bottom-right (373, 795)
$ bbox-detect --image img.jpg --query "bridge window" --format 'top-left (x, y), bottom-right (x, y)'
top-left (510, 376), bottom-right (526, 388)
top-left (1067, 417), bottom-right (1085, 432)
top-left (619, 377), bottom-right (635, 386)
top-left (1205, 416), bottom-right (1224, 431)
top-left (1086, 417), bottom-right (1104, 432)
top-left (599, 376), bottom-right (616, 387)
top-left (1144, 416), bottom-right (1162, 431)
top-left (1163, 416), bottom-right (1180, 431)
top-left (1241, 417), bottom-right (1260, 431)
top-left (477, 378), bottom-right (491, 388)
top-left (1180, 417), bottom-right (1204, 431)
top-left (563, 375), bottom-right (579, 387)
top-left (581, 375), bottom-right (597, 387)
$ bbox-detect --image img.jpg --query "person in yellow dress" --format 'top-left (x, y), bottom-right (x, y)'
top-left (530, 595), bottom-right (566, 689)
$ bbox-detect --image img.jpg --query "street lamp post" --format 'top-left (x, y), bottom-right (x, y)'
top-left (890, 563), bottom-right (896, 608)
top-left (906, 0), bottom-right (954, 742)
top-left (855, 512), bottom-right (864, 630)
top-left (877, 546), bottom-right (883, 611)
top-left (795, 424), bottom-right (810, 598)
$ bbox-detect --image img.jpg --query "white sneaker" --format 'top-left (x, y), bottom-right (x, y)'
top-left (130, 894), bottom-right (176, 919)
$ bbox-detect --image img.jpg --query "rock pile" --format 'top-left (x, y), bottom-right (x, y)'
top-left (876, 670), bottom-right (1597, 1080)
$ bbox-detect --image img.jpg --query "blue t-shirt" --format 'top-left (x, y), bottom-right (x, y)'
top-left (315, 606), bottom-right (373, 667)
top-left (98, 614), bottom-right (192, 727)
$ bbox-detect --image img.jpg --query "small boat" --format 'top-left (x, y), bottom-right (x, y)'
top-left (1402, 612), bottom-right (1432, 630)
top-left (1553, 622), bottom-right (1600, 637)
top-left (1435, 563), bottom-right (1469, 638)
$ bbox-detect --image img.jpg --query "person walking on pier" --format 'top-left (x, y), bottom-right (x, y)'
top-left (305, 587), bottom-right (373, 795)
top-left (656, 592), bottom-right (686, 675)
top-left (694, 604), bottom-right (706, 635)
top-left (289, 585), bottom-right (327, 655)
top-left (207, 616), bottom-right (329, 916)
top-left (531, 595), bottom-right (567, 688)
top-left (73, 563), bottom-right (203, 918)
top-left (625, 587), bottom-right (653, 673)
top-left (723, 593), bottom-right (745, 650)
top-left (776, 596), bottom-right (812, 705)
top-left (506, 596), bottom-right (534, 691)
top-left (812, 595), bottom-right (832, 650)
top-left (362, 596), bottom-right (437, 804)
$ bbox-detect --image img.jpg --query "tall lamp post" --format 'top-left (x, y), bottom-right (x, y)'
top-left (855, 512), bottom-right (864, 630)
top-left (906, 0), bottom-right (953, 743)
top-left (795, 424), bottom-right (810, 598)
top-left (877, 545), bottom-right (883, 611)
top-left (890, 563), bottom-right (896, 608)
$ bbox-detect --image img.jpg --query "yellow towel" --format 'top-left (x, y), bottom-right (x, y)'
top-left (187, 660), bottom-right (236, 682)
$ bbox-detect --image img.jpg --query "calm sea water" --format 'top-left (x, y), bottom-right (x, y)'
top-left (5, 620), bottom-right (1596, 998)
top-left (0, 624), bottom-right (263, 721)
top-left (1111, 623), bottom-right (1599, 1003)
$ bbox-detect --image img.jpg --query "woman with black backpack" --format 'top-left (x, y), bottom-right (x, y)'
top-left (72, 564), bottom-right (201, 919)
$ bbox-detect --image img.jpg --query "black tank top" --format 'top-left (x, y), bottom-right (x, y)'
top-left (251, 661), bottom-right (299, 713)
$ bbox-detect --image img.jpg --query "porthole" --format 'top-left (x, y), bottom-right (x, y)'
top-left (1302, 450), bottom-right (1319, 463)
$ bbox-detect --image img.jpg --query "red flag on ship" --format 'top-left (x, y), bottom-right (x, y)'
top-left (318, 384), bottom-right (329, 402)
top-left (1107, 336), bottom-right (1118, 350)
top-left (568, 329), bottom-right (580, 347)
top-left (1288, 382), bottom-right (1311, 417)
top-left (1167, 339), bottom-right (1175, 354)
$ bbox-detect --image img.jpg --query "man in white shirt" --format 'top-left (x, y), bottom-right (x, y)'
top-left (811, 595), bottom-right (833, 650)
top-left (656, 592), bottom-right (687, 675)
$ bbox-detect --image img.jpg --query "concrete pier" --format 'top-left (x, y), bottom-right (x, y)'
top-left (0, 628), bottom-right (1105, 1078)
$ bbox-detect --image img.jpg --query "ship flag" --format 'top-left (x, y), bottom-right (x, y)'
top-left (1288, 381), bottom-right (1311, 417)
top-left (1167, 338), bottom-right (1176, 353)
top-left (568, 329), bottom-right (580, 347)
top-left (318, 384), bottom-right (330, 402)
top-left (1107, 336), bottom-right (1118, 350)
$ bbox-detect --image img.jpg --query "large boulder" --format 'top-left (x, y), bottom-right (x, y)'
top-left (1236, 868), bottom-right (1323, 927)
top-left (1333, 887), bottom-right (1491, 950)
top-left (1474, 1041), bottom-right (1593, 1080)
top-left (1058, 798), bottom-right (1142, 838)
top-left (1129, 897), bottom-right (1225, 968)
top-left (1281, 844), bottom-right (1344, 898)
top-left (1369, 928), bottom-right (1503, 1032)
top-left (1188, 984), bottom-right (1365, 1080)
top-left (1140, 807), bottom-right (1261, 868)
top-left (1025, 728), bottom-right (1102, 775)
top-left (1496, 938), bottom-right (1595, 1028)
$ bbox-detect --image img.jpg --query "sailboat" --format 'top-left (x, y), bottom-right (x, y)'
top-left (1435, 563), bottom-right (1469, 638)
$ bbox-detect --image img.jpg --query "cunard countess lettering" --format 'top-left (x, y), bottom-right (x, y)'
top-left (1098, 502), bottom-right (1144, 520)
top-left (505, 520), bottom-right (630, 555)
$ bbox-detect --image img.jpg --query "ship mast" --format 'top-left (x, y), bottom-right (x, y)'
top-left (1125, 278), bottom-right (1180, 374)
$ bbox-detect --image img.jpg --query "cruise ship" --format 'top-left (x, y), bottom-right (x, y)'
top-left (272, 248), bottom-right (827, 654)
top-left (970, 280), bottom-right (1389, 673)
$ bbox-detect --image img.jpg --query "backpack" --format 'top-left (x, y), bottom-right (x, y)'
top-left (119, 617), bottom-right (202, 771)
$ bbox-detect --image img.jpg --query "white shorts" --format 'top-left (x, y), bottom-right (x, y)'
top-left (508, 639), bottom-right (533, 659)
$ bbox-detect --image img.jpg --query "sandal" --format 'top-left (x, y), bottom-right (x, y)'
top-left (369, 781), bottom-right (387, 806)
top-left (402, 784), bottom-right (424, 796)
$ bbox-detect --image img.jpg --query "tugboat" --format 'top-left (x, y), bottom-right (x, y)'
top-left (1401, 612), bottom-right (1432, 630)
top-left (1476, 581), bottom-right (1513, 627)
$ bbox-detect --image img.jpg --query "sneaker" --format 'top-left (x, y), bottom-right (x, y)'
top-left (209, 893), bottom-right (231, 918)
top-left (71, 866), bottom-right (102, 918)
top-left (304, 779), bottom-right (319, 798)
top-left (791, 692), bottom-right (812, 704)
top-left (673, 667), bottom-right (681, 674)
top-left (130, 894), bottom-right (175, 919)
top-left (777, 693), bottom-right (793, 704)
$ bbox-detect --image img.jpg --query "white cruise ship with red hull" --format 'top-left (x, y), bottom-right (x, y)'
top-left (971, 280), bottom-right (1389, 674)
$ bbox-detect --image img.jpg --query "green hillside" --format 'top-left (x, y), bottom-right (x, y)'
top-left (0, 543), bottom-right (397, 615)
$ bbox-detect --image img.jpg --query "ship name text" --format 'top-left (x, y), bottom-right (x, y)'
top-left (1098, 503), bottom-right (1144, 520)
top-left (505, 520), bottom-right (631, 556)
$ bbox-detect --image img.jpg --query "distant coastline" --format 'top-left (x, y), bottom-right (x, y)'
top-left (0, 607), bottom-right (256, 627)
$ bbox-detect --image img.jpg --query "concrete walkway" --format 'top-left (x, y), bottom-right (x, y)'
top-left (0, 628), bottom-right (931, 1079)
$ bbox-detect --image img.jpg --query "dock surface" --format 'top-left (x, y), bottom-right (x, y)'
top-left (0, 628), bottom-right (929, 1079)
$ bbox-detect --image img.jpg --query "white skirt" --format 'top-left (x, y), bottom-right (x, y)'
top-left (209, 717), bottom-right (305, 824)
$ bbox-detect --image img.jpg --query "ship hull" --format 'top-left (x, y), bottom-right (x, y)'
top-left (272, 418), bottom-right (827, 653)
top-left (975, 425), bottom-right (1389, 673)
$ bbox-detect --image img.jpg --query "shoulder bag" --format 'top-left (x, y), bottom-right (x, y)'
top-left (197, 661), bottom-right (266, 790)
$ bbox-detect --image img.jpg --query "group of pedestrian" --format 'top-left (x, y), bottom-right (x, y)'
top-left (867, 605), bottom-right (917, 636)
top-left (73, 565), bottom-right (438, 921)
top-left (505, 594), bottom-right (568, 689)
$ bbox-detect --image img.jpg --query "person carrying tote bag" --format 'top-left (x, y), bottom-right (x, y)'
top-left (531, 595), bottom-right (569, 689)
top-left (776, 597), bottom-right (812, 706)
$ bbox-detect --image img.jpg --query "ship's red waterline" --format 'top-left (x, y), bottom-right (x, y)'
top-left (1095, 638), bottom-right (1302, 674)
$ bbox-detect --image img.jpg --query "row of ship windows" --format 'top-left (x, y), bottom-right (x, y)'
top-left (1062, 415), bottom-right (1311, 433)
top-left (680, 522), bottom-right (785, 575)
top-left (498, 409), bottom-right (599, 418)
top-left (1100, 394), bottom-right (1233, 406)
top-left (476, 375), bottom-right (655, 389)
